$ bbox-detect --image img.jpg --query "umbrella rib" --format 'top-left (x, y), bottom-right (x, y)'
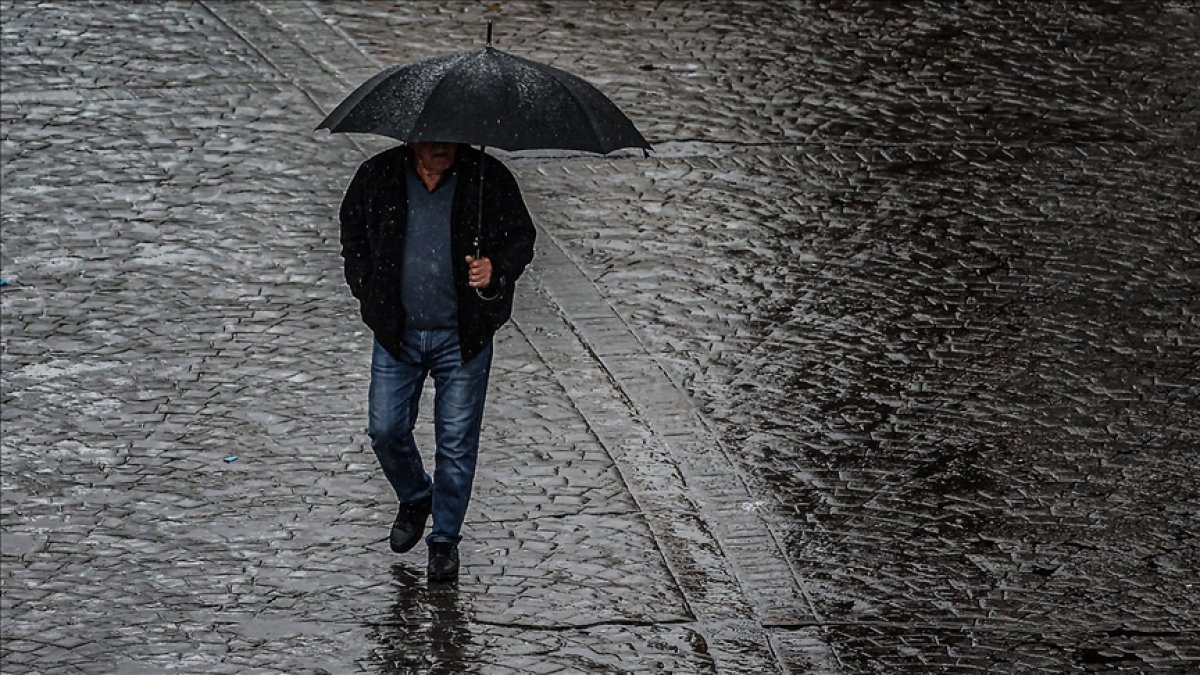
top-left (407, 52), bottom-right (476, 143)
top-left (317, 63), bottom-right (404, 131)
top-left (539, 67), bottom-right (608, 153)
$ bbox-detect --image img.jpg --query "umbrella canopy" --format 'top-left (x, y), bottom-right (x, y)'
top-left (316, 43), bottom-right (650, 155)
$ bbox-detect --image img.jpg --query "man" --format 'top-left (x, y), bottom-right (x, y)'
top-left (339, 141), bottom-right (536, 581)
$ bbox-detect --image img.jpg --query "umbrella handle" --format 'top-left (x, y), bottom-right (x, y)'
top-left (475, 144), bottom-right (500, 301)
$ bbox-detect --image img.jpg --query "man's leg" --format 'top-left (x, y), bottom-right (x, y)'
top-left (427, 331), bottom-right (493, 546)
top-left (368, 336), bottom-right (433, 552)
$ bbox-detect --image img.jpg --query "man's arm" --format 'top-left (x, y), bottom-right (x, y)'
top-left (339, 162), bottom-right (373, 299)
top-left (482, 161), bottom-right (536, 291)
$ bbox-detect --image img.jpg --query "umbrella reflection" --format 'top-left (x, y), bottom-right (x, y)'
top-left (372, 563), bottom-right (473, 674)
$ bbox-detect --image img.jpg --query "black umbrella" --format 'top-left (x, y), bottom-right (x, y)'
top-left (317, 23), bottom-right (650, 299)
top-left (317, 23), bottom-right (650, 155)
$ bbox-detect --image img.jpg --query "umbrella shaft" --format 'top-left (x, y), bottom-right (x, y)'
top-left (474, 144), bottom-right (500, 301)
top-left (476, 145), bottom-right (486, 259)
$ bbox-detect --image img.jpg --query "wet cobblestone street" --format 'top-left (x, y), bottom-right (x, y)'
top-left (2, 1), bottom-right (1198, 673)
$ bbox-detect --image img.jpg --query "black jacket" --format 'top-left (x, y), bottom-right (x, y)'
top-left (339, 145), bottom-right (536, 363)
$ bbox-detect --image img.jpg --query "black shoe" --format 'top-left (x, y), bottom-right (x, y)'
top-left (427, 542), bottom-right (459, 582)
top-left (389, 497), bottom-right (431, 554)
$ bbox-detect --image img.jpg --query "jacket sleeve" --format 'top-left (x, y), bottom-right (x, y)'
top-left (339, 161), bottom-right (373, 299)
top-left (484, 160), bottom-right (536, 290)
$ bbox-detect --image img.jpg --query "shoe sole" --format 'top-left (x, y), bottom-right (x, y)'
top-left (428, 570), bottom-right (458, 583)
top-left (390, 530), bottom-right (423, 554)
top-left (389, 510), bottom-right (430, 554)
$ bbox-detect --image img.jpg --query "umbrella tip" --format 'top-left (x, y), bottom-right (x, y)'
top-left (486, 21), bottom-right (493, 47)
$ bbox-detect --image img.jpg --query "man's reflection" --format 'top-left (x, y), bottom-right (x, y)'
top-left (372, 562), bottom-right (472, 673)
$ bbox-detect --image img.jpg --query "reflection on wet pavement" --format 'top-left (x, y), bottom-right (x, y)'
top-left (371, 564), bottom-right (472, 674)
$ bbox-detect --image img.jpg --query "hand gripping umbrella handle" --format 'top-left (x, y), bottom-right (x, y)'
top-left (475, 144), bottom-right (500, 301)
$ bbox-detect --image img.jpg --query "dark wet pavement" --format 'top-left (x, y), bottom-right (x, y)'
top-left (2, 1), bottom-right (1198, 673)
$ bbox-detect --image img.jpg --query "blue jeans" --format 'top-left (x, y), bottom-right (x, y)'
top-left (368, 330), bottom-right (492, 545)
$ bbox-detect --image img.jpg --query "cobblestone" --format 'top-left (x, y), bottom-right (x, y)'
top-left (4, 0), bottom-right (1199, 673)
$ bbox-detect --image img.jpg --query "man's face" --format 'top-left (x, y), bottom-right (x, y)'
top-left (412, 142), bottom-right (458, 174)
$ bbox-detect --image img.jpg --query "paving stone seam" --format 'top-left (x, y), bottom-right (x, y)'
top-left (301, 0), bottom-right (387, 71)
top-left (756, 620), bottom-right (1200, 635)
top-left (765, 633), bottom-right (791, 675)
top-left (507, 312), bottom-right (701, 622)
top-left (509, 288), bottom-right (799, 672)
top-left (204, 0), bottom-right (400, 192)
top-left (468, 616), bottom-right (694, 632)
top-left (195, 0), bottom-right (326, 119)
top-left (245, 0), bottom-right (360, 89)
top-left (638, 137), bottom-right (1177, 149)
top-left (513, 242), bottom-right (828, 674)
top-left (486, 509), bottom-right (644, 523)
top-left (523, 220), bottom-right (826, 619)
